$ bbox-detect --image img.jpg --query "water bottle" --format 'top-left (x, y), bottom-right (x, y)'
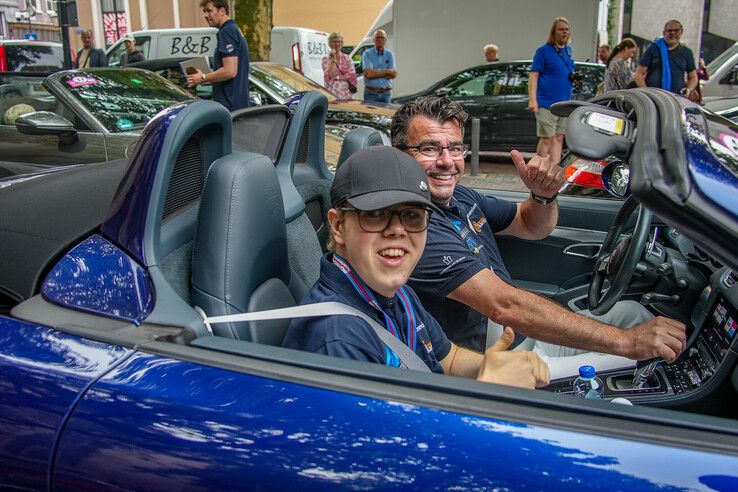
top-left (572, 365), bottom-right (604, 399)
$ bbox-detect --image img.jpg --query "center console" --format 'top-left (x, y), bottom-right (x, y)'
top-left (545, 284), bottom-right (738, 404)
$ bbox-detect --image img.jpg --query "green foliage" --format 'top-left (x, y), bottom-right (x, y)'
top-left (607, 0), bottom-right (619, 46)
top-left (234, 0), bottom-right (272, 61)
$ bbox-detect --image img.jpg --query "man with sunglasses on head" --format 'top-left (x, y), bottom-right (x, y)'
top-left (393, 95), bottom-right (686, 379)
top-left (634, 19), bottom-right (697, 98)
top-left (282, 146), bottom-right (549, 389)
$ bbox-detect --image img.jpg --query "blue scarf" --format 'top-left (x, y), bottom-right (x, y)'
top-left (655, 37), bottom-right (671, 91)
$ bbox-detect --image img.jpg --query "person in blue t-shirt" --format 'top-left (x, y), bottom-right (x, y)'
top-left (391, 95), bottom-right (687, 379)
top-left (282, 146), bottom-right (549, 389)
top-left (634, 19), bottom-right (697, 98)
top-left (187, 0), bottom-right (250, 112)
top-left (528, 17), bottom-right (577, 166)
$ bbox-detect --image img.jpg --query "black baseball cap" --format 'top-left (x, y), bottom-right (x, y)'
top-left (331, 146), bottom-right (439, 213)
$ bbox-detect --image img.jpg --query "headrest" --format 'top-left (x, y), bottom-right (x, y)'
top-left (336, 127), bottom-right (384, 168)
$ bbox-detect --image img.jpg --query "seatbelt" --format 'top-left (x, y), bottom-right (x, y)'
top-left (197, 302), bottom-right (431, 373)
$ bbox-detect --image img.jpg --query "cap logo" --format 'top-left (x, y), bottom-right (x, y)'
top-left (419, 180), bottom-right (428, 192)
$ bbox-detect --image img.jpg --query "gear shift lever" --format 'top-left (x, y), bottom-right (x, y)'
top-left (633, 357), bottom-right (661, 389)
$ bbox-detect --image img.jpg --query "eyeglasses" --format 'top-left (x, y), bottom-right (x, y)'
top-left (401, 144), bottom-right (469, 160)
top-left (338, 207), bottom-right (431, 233)
top-left (664, 28), bottom-right (682, 33)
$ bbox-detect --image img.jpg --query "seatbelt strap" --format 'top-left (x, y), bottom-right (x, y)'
top-left (198, 302), bottom-right (431, 373)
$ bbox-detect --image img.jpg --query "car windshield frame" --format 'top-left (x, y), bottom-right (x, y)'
top-left (250, 63), bottom-right (336, 103)
top-left (48, 68), bottom-right (195, 133)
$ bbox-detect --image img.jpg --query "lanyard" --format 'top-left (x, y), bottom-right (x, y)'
top-left (332, 254), bottom-right (417, 353)
top-left (553, 43), bottom-right (574, 73)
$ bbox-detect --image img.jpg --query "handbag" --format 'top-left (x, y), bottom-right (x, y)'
top-left (337, 59), bottom-right (357, 94)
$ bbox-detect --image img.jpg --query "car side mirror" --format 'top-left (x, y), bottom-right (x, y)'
top-left (15, 111), bottom-right (78, 145)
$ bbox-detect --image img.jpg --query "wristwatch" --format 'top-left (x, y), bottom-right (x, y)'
top-left (530, 191), bottom-right (558, 205)
top-left (200, 73), bottom-right (207, 83)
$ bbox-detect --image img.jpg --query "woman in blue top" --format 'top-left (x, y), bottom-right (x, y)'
top-left (528, 17), bottom-right (576, 166)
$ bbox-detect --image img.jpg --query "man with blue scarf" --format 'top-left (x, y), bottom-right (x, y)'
top-left (635, 19), bottom-right (697, 97)
top-left (282, 146), bottom-right (549, 389)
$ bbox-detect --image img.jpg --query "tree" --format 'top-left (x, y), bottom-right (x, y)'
top-left (234, 0), bottom-right (272, 62)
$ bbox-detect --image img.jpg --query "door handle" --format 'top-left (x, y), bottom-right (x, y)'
top-left (562, 243), bottom-right (601, 259)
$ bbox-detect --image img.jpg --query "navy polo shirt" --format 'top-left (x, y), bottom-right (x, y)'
top-left (213, 19), bottom-right (250, 111)
top-left (639, 42), bottom-right (695, 94)
top-left (530, 43), bottom-right (574, 109)
top-left (282, 254), bottom-right (451, 373)
top-left (409, 185), bottom-right (517, 352)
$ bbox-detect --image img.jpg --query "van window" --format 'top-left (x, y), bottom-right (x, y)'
top-left (2, 44), bottom-right (64, 72)
top-left (107, 37), bottom-right (151, 66)
top-left (351, 45), bottom-right (372, 75)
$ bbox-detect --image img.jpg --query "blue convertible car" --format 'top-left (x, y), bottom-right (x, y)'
top-left (1, 87), bottom-right (738, 490)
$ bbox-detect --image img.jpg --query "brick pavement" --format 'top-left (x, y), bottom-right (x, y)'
top-left (460, 157), bottom-right (527, 192)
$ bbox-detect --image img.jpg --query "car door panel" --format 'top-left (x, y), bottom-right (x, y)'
top-left (0, 128), bottom-right (109, 169)
top-left (498, 63), bottom-right (538, 152)
top-left (50, 348), bottom-right (738, 490)
top-left (481, 189), bottom-right (623, 297)
top-left (0, 317), bottom-right (131, 490)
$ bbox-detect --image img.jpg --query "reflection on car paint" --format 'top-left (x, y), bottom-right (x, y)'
top-left (0, 317), bottom-right (132, 490)
top-left (42, 234), bottom-right (154, 325)
top-left (51, 351), bottom-right (738, 490)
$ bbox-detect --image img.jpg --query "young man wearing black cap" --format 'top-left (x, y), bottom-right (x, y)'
top-left (282, 146), bottom-right (549, 389)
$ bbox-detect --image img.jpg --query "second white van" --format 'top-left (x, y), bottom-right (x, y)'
top-left (270, 26), bottom-right (329, 86)
top-left (106, 28), bottom-right (218, 66)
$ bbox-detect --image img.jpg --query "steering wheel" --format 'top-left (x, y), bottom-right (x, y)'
top-left (588, 195), bottom-right (652, 315)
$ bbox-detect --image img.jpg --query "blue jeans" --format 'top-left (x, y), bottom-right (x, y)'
top-left (363, 89), bottom-right (391, 104)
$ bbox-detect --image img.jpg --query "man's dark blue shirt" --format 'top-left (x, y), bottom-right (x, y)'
top-left (282, 254), bottom-right (451, 373)
top-left (639, 42), bottom-right (696, 94)
top-left (409, 185), bottom-right (517, 352)
top-left (214, 19), bottom-right (250, 111)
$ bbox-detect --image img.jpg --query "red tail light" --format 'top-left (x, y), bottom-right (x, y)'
top-left (0, 46), bottom-right (7, 72)
top-left (291, 43), bottom-right (302, 73)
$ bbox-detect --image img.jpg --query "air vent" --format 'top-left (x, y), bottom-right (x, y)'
top-left (723, 270), bottom-right (737, 288)
top-left (296, 121), bottom-right (310, 165)
top-left (162, 136), bottom-right (203, 222)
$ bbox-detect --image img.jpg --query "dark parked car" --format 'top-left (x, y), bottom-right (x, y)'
top-left (1, 89), bottom-right (738, 489)
top-left (0, 40), bottom-right (67, 72)
top-left (0, 68), bottom-right (195, 178)
top-left (132, 58), bottom-right (396, 143)
top-left (394, 60), bottom-right (604, 153)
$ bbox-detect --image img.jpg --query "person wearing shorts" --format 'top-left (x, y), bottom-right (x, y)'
top-left (528, 17), bottom-right (576, 165)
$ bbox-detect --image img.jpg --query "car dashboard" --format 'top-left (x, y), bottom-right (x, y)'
top-left (546, 251), bottom-right (738, 415)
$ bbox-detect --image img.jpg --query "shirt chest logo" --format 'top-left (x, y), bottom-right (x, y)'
top-left (451, 220), bottom-right (482, 255)
top-left (471, 216), bottom-right (487, 233)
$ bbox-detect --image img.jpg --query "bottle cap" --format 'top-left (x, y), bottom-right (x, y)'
top-left (578, 365), bottom-right (595, 378)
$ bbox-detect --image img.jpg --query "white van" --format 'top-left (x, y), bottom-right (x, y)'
top-left (703, 42), bottom-right (738, 98)
top-left (106, 28), bottom-right (218, 66)
top-left (270, 26), bottom-right (329, 86)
